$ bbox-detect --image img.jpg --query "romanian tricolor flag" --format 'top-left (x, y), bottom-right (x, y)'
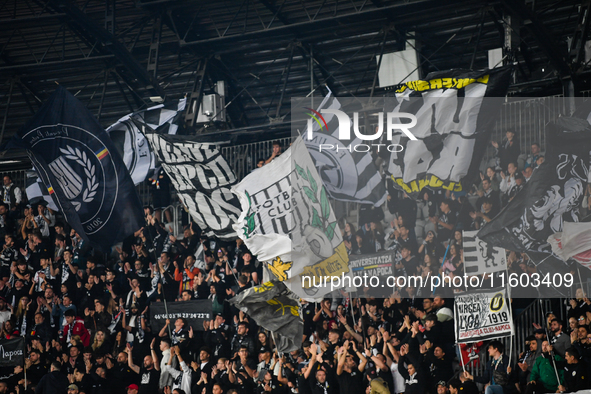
top-left (47, 186), bottom-right (54, 195)
top-left (95, 148), bottom-right (109, 160)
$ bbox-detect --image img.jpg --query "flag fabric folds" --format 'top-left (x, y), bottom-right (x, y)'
top-left (229, 281), bottom-right (303, 353)
top-left (548, 222), bottom-right (591, 267)
top-left (5, 86), bottom-right (144, 250)
top-left (25, 170), bottom-right (58, 211)
top-left (304, 92), bottom-right (387, 206)
top-left (462, 230), bottom-right (507, 276)
top-left (106, 98), bottom-right (186, 185)
top-left (145, 133), bottom-right (241, 240)
top-left (232, 137), bottom-right (350, 299)
top-left (386, 66), bottom-right (512, 198)
top-left (477, 116), bottom-right (591, 253)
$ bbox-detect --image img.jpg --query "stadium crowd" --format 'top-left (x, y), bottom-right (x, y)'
top-left (0, 135), bottom-right (587, 394)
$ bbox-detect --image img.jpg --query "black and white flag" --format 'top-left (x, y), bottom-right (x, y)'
top-left (25, 170), bottom-right (58, 211)
top-left (145, 133), bottom-right (241, 240)
top-left (386, 67), bottom-right (512, 198)
top-left (304, 92), bottom-right (387, 206)
top-left (455, 288), bottom-right (513, 343)
top-left (478, 116), bottom-right (591, 253)
top-left (462, 230), bottom-right (506, 276)
top-left (5, 86), bottom-right (145, 250)
top-left (106, 98), bottom-right (186, 185)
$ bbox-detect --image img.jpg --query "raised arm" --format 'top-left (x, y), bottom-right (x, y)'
top-left (150, 338), bottom-right (160, 372)
top-left (126, 345), bottom-right (140, 374)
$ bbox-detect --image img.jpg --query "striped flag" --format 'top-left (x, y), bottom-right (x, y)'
top-left (462, 230), bottom-right (507, 276)
top-left (25, 170), bottom-right (58, 211)
top-left (304, 92), bottom-right (387, 207)
top-left (106, 98), bottom-right (186, 185)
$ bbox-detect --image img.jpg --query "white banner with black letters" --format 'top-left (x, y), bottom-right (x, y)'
top-left (462, 230), bottom-right (507, 276)
top-left (145, 133), bottom-right (241, 240)
top-left (455, 288), bottom-right (513, 343)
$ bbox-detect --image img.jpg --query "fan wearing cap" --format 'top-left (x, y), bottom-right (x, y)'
top-left (67, 384), bottom-right (79, 394)
top-left (256, 346), bottom-right (274, 376)
top-left (126, 384), bottom-right (139, 394)
top-left (255, 367), bottom-right (286, 394)
top-left (436, 381), bottom-right (449, 394)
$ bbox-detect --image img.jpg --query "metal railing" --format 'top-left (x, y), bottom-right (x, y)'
top-left (463, 298), bottom-right (566, 378)
top-left (220, 137), bottom-right (293, 181)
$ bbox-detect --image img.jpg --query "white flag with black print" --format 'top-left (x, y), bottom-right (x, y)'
top-left (386, 67), bottom-right (512, 198)
top-left (462, 230), bottom-right (506, 276)
top-left (304, 91), bottom-right (387, 207)
top-left (25, 170), bottom-right (58, 211)
top-left (106, 98), bottom-right (186, 185)
top-left (145, 133), bottom-right (240, 240)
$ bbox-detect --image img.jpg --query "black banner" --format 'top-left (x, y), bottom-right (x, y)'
top-left (349, 250), bottom-right (395, 297)
top-left (145, 133), bottom-right (241, 240)
top-left (0, 337), bottom-right (24, 367)
top-left (4, 86), bottom-right (144, 250)
top-left (149, 300), bottom-right (213, 332)
top-left (478, 116), bottom-right (591, 253)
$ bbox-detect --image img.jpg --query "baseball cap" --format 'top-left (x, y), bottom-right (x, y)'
top-left (68, 385), bottom-right (78, 391)
top-left (257, 368), bottom-right (268, 383)
top-left (127, 384), bottom-right (139, 391)
top-left (437, 381), bottom-right (447, 388)
top-left (260, 346), bottom-right (271, 354)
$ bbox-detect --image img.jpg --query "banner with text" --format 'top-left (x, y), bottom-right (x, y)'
top-left (149, 300), bottom-right (213, 333)
top-left (0, 337), bottom-right (24, 367)
top-left (349, 250), bottom-right (395, 297)
top-left (455, 288), bottom-right (513, 343)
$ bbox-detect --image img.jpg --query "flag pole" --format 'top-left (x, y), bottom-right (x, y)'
top-left (23, 355), bottom-right (27, 391)
top-left (458, 343), bottom-right (466, 373)
top-left (538, 299), bottom-right (561, 384)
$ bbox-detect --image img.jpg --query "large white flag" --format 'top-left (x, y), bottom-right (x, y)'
top-left (232, 137), bottom-right (349, 299)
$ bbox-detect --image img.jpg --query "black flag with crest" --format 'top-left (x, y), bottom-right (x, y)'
top-left (477, 116), bottom-right (591, 253)
top-left (4, 86), bottom-right (144, 250)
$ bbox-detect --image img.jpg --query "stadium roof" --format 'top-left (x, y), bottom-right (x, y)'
top-left (0, 0), bottom-right (589, 167)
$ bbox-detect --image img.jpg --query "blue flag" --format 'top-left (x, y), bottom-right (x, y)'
top-left (5, 86), bottom-right (144, 250)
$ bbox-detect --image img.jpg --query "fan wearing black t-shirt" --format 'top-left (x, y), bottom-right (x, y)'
top-left (336, 340), bottom-right (366, 394)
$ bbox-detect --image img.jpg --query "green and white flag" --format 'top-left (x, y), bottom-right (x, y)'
top-left (232, 137), bottom-right (349, 299)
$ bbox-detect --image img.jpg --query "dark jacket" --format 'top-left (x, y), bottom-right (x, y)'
top-left (474, 354), bottom-right (511, 386)
top-left (35, 370), bottom-right (69, 394)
